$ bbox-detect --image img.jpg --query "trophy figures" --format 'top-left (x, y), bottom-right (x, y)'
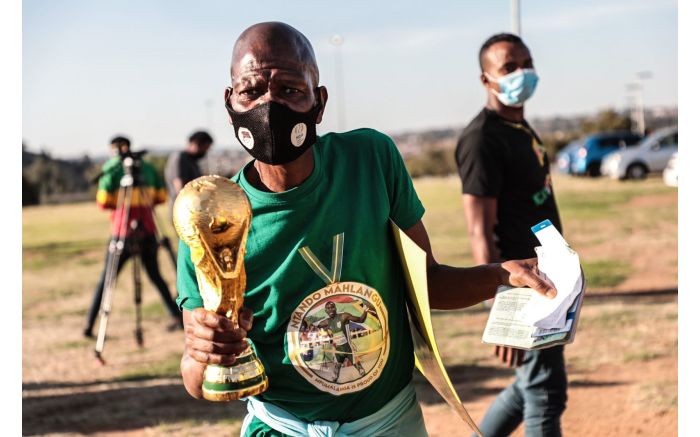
top-left (173, 175), bottom-right (268, 401)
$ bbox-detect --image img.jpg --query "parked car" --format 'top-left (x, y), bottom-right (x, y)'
top-left (662, 152), bottom-right (678, 187)
top-left (570, 131), bottom-right (642, 176)
top-left (601, 126), bottom-right (678, 180)
top-left (555, 140), bottom-right (582, 174)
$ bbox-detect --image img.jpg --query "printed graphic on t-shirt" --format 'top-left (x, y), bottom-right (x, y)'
top-left (532, 139), bottom-right (546, 167)
top-left (532, 174), bottom-right (554, 206)
top-left (286, 282), bottom-right (390, 395)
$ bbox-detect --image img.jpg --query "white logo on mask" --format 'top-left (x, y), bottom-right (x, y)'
top-left (238, 127), bottom-right (255, 149)
top-left (291, 123), bottom-right (307, 147)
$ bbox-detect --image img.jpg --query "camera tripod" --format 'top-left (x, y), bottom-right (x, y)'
top-left (93, 155), bottom-right (179, 365)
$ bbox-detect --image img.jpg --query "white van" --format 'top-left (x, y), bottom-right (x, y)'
top-left (601, 126), bottom-right (678, 180)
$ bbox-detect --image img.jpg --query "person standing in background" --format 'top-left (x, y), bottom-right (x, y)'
top-left (164, 130), bottom-right (213, 215)
top-left (84, 135), bottom-right (182, 338)
top-left (455, 33), bottom-right (567, 437)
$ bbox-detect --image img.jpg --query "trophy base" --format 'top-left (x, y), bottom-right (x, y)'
top-left (202, 377), bottom-right (269, 402)
top-left (201, 347), bottom-right (268, 402)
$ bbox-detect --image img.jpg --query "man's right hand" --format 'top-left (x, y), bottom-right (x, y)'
top-left (184, 307), bottom-right (253, 366)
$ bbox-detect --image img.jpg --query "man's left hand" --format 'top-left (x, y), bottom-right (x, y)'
top-left (498, 258), bottom-right (557, 299)
top-left (495, 345), bottom-right (526, 367)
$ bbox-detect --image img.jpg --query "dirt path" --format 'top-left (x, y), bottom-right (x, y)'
top-left (419, 356), bottom-right (677, 436)
top-left (22, 291), bottom-right (677, 436)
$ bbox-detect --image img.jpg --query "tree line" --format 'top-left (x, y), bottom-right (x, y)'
top-left (22, 108), bottom-right (677, 205)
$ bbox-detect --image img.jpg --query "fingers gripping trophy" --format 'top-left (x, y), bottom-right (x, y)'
top-left (173, 175), bottom-right (268, 401)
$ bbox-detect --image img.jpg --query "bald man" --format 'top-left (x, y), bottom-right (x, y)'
top-left (176, 22), bottom-right (558, 437)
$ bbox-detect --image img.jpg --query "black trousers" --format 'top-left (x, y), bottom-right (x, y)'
top-left (85, 234), bottom-right (180, 333)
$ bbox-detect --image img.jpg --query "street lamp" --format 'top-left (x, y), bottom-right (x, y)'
top-left (630, 71), bottom-right (652, 135)
top-left (624, 92), bottom-right (637, 122)
top-left (330, 34), bottom-right (346, 132)
top-left (625, 82), bottom-right (640, 132)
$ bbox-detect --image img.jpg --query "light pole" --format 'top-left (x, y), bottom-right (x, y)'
top-left (635, 71), bottom-right (652, 135)
top-left (628, 71), bottom-right (652, 135)
top-left (511, 0), bottom-right (521, 35)
top-left (624, 93), bottom-right (637, 123)
top-left (330, 34), bottom-right (346, 132)
top-left (625, 82), bottom-right (641, 133)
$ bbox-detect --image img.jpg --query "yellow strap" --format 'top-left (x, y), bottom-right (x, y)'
top-left (298, 233), bottom-right (344, 285)
top-left (502, 120), bottom-right (545, 167)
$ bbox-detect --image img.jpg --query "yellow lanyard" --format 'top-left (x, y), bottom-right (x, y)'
top-left (298, 233), bottom-right (344, 285)
top-left (502, 120), bottom-right (546, 167)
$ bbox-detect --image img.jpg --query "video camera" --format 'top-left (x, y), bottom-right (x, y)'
top-left (118, 150), bottom-right (148, 186)
top-left (90, 149), bottom-right (148, 185)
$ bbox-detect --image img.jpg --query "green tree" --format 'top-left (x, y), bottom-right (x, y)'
top-left (404, 145), bottom-right (456, 178)
top-left (580, 109), bottom-right (632, 134)
top-left (22, 175), bottom-right (40, 206)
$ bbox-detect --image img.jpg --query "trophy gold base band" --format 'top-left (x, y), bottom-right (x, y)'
top-left (202, 345), bottom-right (269, 401)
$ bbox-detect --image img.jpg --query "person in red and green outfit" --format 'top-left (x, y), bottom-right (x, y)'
top-left (83, 136), bottom-right (181, 338)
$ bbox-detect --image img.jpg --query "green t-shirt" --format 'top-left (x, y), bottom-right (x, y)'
top-left (176, 128), bottom-right (425, 423)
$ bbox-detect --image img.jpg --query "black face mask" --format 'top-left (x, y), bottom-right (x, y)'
top-left (225, 95), bottom-right (321, 165)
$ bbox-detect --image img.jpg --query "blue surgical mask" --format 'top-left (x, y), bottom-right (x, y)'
top-left (485, 68), bottom-right (539, 107)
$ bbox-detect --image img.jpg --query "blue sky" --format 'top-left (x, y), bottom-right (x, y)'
top-left (22, 0), bottom-right (678, 158)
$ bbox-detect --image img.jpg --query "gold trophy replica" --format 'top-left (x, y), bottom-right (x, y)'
top-left (173, 175), bottom-right (268, 401)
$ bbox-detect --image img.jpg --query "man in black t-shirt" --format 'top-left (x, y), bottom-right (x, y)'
top-left (455, 34), bottom-right (567, 437)
top-left (164, 130), bottom-right (213, 216)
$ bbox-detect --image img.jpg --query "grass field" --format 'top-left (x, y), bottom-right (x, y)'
top-left (22, 173), bottom-right (677, 436)
top-left (417, 174), bottom-right (677, 291)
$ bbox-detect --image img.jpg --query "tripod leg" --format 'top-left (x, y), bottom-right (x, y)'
top-left (133, 255), bottom-right (144, 347)
top-left (94, 239), bottom-right (125, 364)
top-left (94, 184), bottom-right (133, 364)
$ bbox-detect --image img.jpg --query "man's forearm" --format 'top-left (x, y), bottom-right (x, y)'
top-left (405, 218), bottom-right (553, 312)
top-left (403, 219), bottom-right (509, 310)
top-left (428, 222), bottom-right (504, 309)
top-left (427, 262), bottom-right (505, 310)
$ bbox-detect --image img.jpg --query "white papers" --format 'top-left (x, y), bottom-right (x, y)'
top-left (519, 222), bottom-right (583, 329)
top-left (482, 287), bottom-right (542, 349)
top-left (531, 222), bottom-right (569, 248)
top-left (481, 219), bottom-right (586, 350)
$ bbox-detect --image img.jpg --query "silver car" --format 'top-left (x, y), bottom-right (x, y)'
top-left (601, 126), bottom-right (678, 180)
top-left (663, 152), bottom-right (678, 187)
